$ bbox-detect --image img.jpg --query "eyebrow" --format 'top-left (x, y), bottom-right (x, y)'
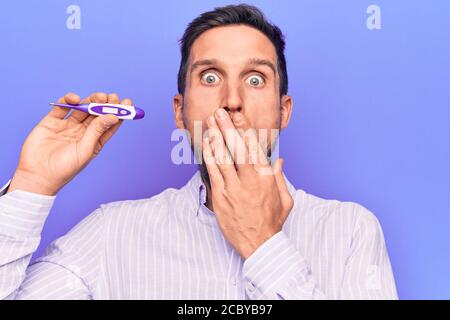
top-left (189, 58), bottom-right (276, 76)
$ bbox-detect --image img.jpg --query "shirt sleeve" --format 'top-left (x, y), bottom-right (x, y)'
top-left (242, 230), bottom-right (327, 300)
top-left (242, 204), bottom-right (398, 300)
top-left (0, 188), bottom-right (104, 300)
top-left (13, 206), bottom-right (106, 300)
top-left (339, 206), bottom-right (398, 299)
top-left (0, 188), bottom-right (56, 299)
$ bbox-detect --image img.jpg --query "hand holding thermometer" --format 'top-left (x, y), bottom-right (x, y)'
top-left (49, 102), bottom-right (145, 120)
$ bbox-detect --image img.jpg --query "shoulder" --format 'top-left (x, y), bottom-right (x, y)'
top-left (289, 188), bottom-right (383, 238)
top-left (100, 186), bottom-right (179, 213)
top-left (97, 184), bottom-right (191, 226)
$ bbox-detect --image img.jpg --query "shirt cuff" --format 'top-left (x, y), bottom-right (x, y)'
top-left (242, 230), bottom-right (310, 299)
top-left (0, 187), bottom-right (56, 237)
top-left (0, 179), bottom-right (11, 196)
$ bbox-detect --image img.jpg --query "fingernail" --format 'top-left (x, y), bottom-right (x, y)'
top-left (216, 108), bottom-right (227, 120)
top-left (207, 115), bottom-right (216, 126)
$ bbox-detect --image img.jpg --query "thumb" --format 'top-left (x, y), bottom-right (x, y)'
top-left (79, 114), bottom-right (119, 158)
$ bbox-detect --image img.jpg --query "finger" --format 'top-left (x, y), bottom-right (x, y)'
top-left (213, 109), bottom-right (249, 173)
top-left (90, 92), bottom-right (108, 103)
top-left (63, 92), bottom-right (81, 105)
top-left (80, 95), bottom-right (91, 104)
top-left (202, 135), bottom-right (224, 189)
top-left (78, 114), bottom-right (119, 160)
top-left (65, 93), bottom-right (91, 123)
top-left (69, 92), bottom-right (107, 123)
top-left (107, 93), bottom-right (120, 104)
top-left (206, 115), bottom-right (238, 184)
top-left (82, 95), bottom-right (130, 127)
top-left (230, 111), bottom-right (270, 170)
top-left (80, 92), bottom-right (119, 128)
top-left (93, 94), bottom-right (129, 142)
top-left (82, 114), bottom-right (96, 127)
top-left (45, 94), bottom-right (73, 119)
top-left (120, 98), bottom-right (133, 105)
top-left (99, 119), bottom-right (123, 146)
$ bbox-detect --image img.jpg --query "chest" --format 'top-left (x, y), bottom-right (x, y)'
top-left (100, 217), bottom-right (247, 299)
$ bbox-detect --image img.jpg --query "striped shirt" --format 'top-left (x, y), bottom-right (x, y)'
top-left (0, 170), bottom-right (397, 299)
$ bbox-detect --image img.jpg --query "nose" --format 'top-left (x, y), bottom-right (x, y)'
top-left (221, 82), bottom-right (243, 116)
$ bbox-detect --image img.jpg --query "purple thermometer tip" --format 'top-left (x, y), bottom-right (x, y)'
top-left (134, 108), bottom-right (145, 120)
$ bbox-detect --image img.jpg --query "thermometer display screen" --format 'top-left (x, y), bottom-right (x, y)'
top-left (102, 106), bottom-right (119, 114)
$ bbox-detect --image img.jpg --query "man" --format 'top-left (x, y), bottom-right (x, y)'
top-left (0, 4), bottom-right (397, 299)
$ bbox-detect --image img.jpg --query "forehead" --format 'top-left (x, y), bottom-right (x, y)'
top-left (189, 24), bottom-right (277, 67)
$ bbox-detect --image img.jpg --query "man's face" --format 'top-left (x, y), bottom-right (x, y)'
top-left (173, 24), bottom-right (292, 171)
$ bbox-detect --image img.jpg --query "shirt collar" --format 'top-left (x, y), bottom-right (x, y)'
top-left (184, 170), bottom-right (297, 217)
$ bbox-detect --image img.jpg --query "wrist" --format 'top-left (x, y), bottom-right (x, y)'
top-left (240, 227), bottom-right (280, 260)
top-left (8, 170), bottom-right (59, 196)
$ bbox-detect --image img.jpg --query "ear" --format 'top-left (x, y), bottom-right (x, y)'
top-left (280, 94), bottom-right (293, 130)
top-left (173, 93), bottom-right (185, 129)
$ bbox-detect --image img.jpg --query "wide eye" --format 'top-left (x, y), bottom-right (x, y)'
top-left (201, 72), bottom-right (220, 85)
top-left (246, 74), bottom-right (265, 87)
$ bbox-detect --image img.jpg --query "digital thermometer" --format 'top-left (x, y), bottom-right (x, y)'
top-left (49, 102), bottom-right (145, 120)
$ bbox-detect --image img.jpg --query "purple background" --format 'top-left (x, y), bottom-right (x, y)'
top-left (1, 1), bottom-right (449, 299)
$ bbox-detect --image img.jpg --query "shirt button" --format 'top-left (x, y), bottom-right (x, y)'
top-left (246, 281), bottom-right (256, 292)
top-left (230, 277), bottom-right (237, 286)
